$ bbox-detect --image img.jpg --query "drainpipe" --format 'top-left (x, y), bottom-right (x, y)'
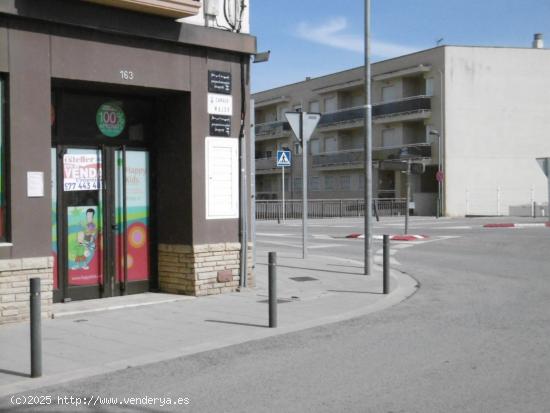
top-left (239, 54), bottom-right (249, 288)
top-left (438, 67), bottom-right (445, 216)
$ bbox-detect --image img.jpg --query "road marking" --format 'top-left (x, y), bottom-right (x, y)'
top-left (308, 244), bottom-right (344, 249)
top-left (256, 232), bottom-right (301, 237)
top-left (437, 226), bottom-right (472, 229)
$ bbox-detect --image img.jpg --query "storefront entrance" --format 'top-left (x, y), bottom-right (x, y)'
top-left (52, 87), bottom-right (155, 302)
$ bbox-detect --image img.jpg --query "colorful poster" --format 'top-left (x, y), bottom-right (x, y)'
top-left (51, 149), bottom-right (58, 290)
top-left (67, 206), bottom-right (102, 286)
top-left (63, 154), bottom-right (102, 191)
top-left (115, 151), bottom-right (149, 282)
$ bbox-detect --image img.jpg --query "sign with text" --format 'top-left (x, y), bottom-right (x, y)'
top-left (63, 154), bottom-right (102, 191)
top-left (209, 115), bottom-right (231, 137)
top-left (208, 93), bottom-right (233, 116)
top-left (208, 71), bottom-right (232, 94)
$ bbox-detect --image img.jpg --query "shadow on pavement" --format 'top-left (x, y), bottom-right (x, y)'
top-left (257, 263), bottom-right (360, 276)
top-left (205, 320), bottom-right (268, 329)
top-left (327, 290), bottom-right (383, 295)
top-left (0, 368), bottom-right (29, 378)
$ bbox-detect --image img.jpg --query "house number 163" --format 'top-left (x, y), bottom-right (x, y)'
top-left (120, 70), bottom-right (135, 80)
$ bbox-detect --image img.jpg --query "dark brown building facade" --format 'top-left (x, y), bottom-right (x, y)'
top-left (0, 0), bottom-right (255, 324)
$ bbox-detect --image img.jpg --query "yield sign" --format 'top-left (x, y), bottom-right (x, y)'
top-left (285, 112), bottom-right (321, 143)
top-left (536, 157), bottom-right (550, 177)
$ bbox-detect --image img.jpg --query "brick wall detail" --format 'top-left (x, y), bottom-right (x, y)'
top-left (158, 242), bottom-right (254, 296)
top-left (0, 256), bottom-right (54, 325)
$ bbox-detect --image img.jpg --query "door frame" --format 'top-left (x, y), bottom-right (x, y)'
top-left (53, 144), bottom-right (155, 303)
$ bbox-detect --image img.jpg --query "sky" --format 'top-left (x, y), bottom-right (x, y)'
top-left (250, 0), bottom-right (550, 93)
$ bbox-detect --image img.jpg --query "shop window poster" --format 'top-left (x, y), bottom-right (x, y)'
top-left (67, 206), bottom-right (102, 286)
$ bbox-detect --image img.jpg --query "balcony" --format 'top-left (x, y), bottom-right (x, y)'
top-left (317, 106), bottom-right (364, 131)
top-left (255, 121), bottom-right (292, 141)
top-left (255, 156), bottom-right (279, 174)
top-left (372, 96), bottom-right (431, 124)
top-left (373, 142), bottom-right (433, 161)
top-left (312, 149), bottom-right (364, 170)
top-left (83, 0), bottom-right (201, 18)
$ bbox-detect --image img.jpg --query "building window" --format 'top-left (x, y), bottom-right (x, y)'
top-left (310, 138), bottom-right (320, 155)
top-left (294, 177), bottom-right (302, 191)
top-left (324, 176), bottom-right (335, 191)
top-left (309, 100), bottom-right (320, 113)
top-left (310, 176), bottom-right (320, 191)
top-left (340, 175), bottom-right (351, 191)
top-left (425, 77), bottom-right (434, 96)
top-left (0, 77), bottom-right (6, 241)
top-left (324, 96), bottom-right (337, 112)
top-left (324, 136), bottom-right (338, 152)
top-left (358, 174), bottom-right (365, 190)
top-left (382, 128), bottom-right (399, 147)
top-left (381, 85), bottom-right (398, 102)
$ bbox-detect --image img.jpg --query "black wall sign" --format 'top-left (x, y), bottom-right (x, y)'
top-left (209, 115), bottom-right (231, 137)
top-left (208, 71), bottom-right (232, 94)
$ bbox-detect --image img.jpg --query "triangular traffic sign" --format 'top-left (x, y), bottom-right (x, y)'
top-left (285, 112), bottom-right (321, 143)
top-left (536, 157), bottom-right (550, 177)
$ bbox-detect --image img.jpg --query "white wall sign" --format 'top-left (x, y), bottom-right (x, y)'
top-left (207, 93), bottom-right (233, 116)
top-left (27, 171), bottom-right (44, 197)
top-left (205, 137), bottom-right (239, 219)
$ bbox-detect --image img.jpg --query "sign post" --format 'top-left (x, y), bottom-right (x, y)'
top-left (536, 157), bottom-right (550, 221)
top-left (285, 111), bottom-right (321, 259)
top-left (277, 150), bottom-right (292, 223)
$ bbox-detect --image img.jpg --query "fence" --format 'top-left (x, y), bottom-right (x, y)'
top-left (255, 198), bottom-right (407, 220)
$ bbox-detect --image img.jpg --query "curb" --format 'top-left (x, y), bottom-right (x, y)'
top-left (346, 233), bottom-right (429, 241)
top-left (0, 262), bottom-right (419, 398)
top-left (483, 222), bottom-right (550, 228)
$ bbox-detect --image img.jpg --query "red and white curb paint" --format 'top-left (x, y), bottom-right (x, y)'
top-left (483, 222), bottom-right (550, 228)
top-left (346, 233), bottom-right (429, 241)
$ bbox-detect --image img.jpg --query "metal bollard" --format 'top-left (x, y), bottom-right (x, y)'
top-left (30, 277), bottom-right (42, 378)
top-left (533, 202), bottom-right (537, 219)
top-left (268, 252), bottom-right (277, 328)
top-left (383, 235), bottom-right (390, 294)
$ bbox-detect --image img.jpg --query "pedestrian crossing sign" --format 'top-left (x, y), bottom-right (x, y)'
top-left (277, 150), bottom-right (292, 167)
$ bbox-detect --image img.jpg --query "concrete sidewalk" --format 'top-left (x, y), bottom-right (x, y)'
top-left (0, 250), bottom-right (418, 397)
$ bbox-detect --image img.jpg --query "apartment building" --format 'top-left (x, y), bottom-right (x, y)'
top-left (253, 39), bottom-right (550, 217)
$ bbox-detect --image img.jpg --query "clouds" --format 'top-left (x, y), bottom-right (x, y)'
top-left (296, 17), bottom-right (421, 59)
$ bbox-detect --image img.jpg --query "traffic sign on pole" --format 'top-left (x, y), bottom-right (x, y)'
top-left (284, 111), bottom-right (321, 259)
top-left (276, 150), bottom-right (291, 167)
top-left (285, 112), bottom-right (321, 143)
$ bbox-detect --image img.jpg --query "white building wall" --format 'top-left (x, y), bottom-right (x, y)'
top-left (180, 0), bottom-right (250, 34)
top-left (445, 47), bottom-right (550, 216)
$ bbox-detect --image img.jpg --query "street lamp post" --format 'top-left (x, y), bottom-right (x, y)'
top-left (364, 0), bottom-right (373, 275)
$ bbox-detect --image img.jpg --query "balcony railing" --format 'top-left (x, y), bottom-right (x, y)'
top-left (255, 121), bottom-right (291, 138)
top-left (372, 96), bottom-right (431, 119)
top-left (318, 107), bottom-right (364, 128)
top-left (255, 156), bottom-right (278, 171)
top-left (373, 142), bottom-right (432, 161)
top-left (255, 96), bottom-right (431, 136)
top-left (312, 149), bottom-right (364, 168)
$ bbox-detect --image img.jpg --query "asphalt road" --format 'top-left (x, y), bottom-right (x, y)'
top-left (2, 217), bottom-right (550, 413)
